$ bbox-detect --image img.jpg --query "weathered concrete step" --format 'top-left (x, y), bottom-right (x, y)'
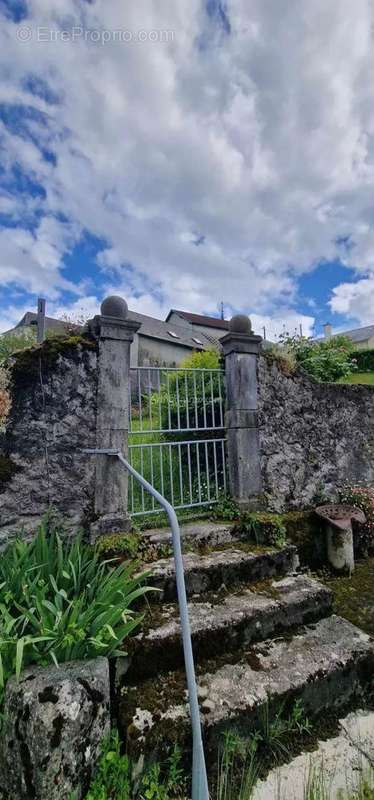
top-left (126, 575), bottom-right (332, 680)
top-left (120, 616), bottom-right (374, 757)
top-left (145, 544), bottom-right (299, 601)
top-left (142, 521), bottom-right (237, 552)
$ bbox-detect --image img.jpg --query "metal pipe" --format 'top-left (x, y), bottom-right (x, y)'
top-left (83, 447), bottom-right (210, 800)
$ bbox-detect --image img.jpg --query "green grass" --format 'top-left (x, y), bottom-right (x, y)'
top-left (338, 372), bottom-right (374, 385)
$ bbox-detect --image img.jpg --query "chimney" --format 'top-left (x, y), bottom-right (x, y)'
top-left (323, 323), bottom-right (332, 339)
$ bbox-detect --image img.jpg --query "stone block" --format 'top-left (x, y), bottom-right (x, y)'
top-left (0, 657), bottom-right (110, 800)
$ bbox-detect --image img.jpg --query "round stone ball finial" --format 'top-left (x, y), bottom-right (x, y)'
top-left (229, 314), bottom-right (252, 334)
top-left (100, 295), bottom-right (128, 319)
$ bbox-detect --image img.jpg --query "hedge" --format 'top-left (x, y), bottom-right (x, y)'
top-left (350, 348), bottom-right (374, 372)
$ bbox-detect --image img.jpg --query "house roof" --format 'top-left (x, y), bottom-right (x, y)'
top-left (15, 312), bottom-right (72, 333)
top-left (165, 309), bottom-right (230, 330)
top-left (339, 324), bottom-right (374, 344)
top-left (127, 310), bottom-right (211, 349)
top-left (318, 323), bottom-right (374, 344)
top-left (8, 309), bottom-right (217, 351)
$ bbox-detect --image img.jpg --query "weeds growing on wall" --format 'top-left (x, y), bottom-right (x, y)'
top-left (78, 732), bottom-right (187, 800)
top-left (216, 730), bottom-right (259, 800)
top-left (269, 333), bottom-right (356, 383)
top-left (0, 517), bottom-right (153, 707)
top-left (79, 704), bottom-right (374, 800)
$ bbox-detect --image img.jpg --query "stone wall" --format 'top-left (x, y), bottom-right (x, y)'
top-left (0, 336), bottom-right (98, 546)
top-left (258, 355), bottom-right (374, 511)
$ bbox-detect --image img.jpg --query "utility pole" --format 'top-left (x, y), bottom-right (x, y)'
top-left (263, 326), bottom-right (266, 340)
top-left (220, 301), bottom-right (224, 321)
top-left (299, 323), bottom-right (303, 337)
top-left (37, 298), bottom-right (46, 344)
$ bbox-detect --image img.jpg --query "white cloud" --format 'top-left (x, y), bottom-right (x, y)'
top-left (2, 0), bottom-right (374, 324)
top-left (329, 275), bottom-right (374, 325)
top-left (251, 312), bottom-right (315, 341)
top-left (0, 217), bottom-right (82, 298)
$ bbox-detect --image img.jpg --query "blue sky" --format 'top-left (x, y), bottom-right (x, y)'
top-left (1, 0), bottom-right (374, 339)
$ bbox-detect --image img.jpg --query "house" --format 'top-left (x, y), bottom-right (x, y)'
top-left (165, 309), bottom-right (229, 345)
top-left (323, 322), bottom-right (374, 351)
top-left (5, 308), bottom-right (228, 367)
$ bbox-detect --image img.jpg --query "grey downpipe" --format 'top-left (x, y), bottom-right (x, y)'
top-left (84, 448), bottom-right (209, 800)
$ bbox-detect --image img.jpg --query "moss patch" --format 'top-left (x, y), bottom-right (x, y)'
top-left (10, 334), bottom-right (97, 390)
top-left (318, 557), bottom-right (374, 635)
top-left (0, 455), bottom-right (21, 491)
top-left (233, 512), bottom-right (287, 548)
top-left (282, 510), bottom-right (326, 567)
top-left (95, 532), bottom-right (141, 560)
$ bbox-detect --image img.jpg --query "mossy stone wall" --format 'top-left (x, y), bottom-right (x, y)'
top-left (258, 356), bottom-right (374, 512)
top-left (0, 336), bottom-right (98, 545)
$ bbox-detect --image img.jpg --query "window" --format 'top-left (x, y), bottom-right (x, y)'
top-left (168, 330), bottom-right (180, 338)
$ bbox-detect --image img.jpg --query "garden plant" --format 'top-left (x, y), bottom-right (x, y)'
top-left (0, 517), bottom-right (153, 708)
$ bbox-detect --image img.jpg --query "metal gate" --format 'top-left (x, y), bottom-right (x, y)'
top-left (128, 366), bottom-right (227, 517)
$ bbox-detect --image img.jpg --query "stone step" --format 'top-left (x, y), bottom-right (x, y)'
top-left (142, 521), bottom-right (237, 553)
top-left (145, 544), bottom-right (299, 602)
top-left (119, 615), bottom-right (374, 757)
top-left (126, 575), bottom-right (332, 680)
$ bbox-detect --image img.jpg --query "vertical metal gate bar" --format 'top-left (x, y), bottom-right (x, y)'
top-left (167, 372), bottom-right (172, 431)
top-left (138, 370), bottom-right (143, 433)
top-left (148, 368), bottom-right (152, 430)
top-left (218, 371), bottom-right (224, 428)
top-left (169, 443), bottom-right (175, 506)
top-left (184, 372), bottom-right (190, 430)
top-left (213, 438), bottom-right (219, 499)
top-left (196, 441), bottom-right (202, 503)
top-left (178, 443), bottom-right (184, 506)
top-left (210, 370), bottom-right (215, 428)
top-left (159, 444), bottom-right (165, 497)
top-left (176, 373), bottom-right (181, 430)
top-left (150, 445), bottom-right (155, 511)
top-left (201, 372), bottom-right (207, 429)
top-left (187, 442), bottom-right (193, 505)
top-left (221, 439), bottom-right (227, 493)
top-left (158, 370), bottom-right (162, 431)
top-left (193, 370), bottom-right (199, 430)
top-left (204, 441), bottom-right (211, 502)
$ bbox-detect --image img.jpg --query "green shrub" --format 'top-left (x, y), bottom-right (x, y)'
top-left (83, 732), bottom-right (187, 800)
top-left (149, 349), bottom-right (223, 431)
top-left (350, 348), bottom-right (374, 373)
top-left (0, 519), bottom-right (153, 704)
top-left (275, 333), bottom-right (356, 383)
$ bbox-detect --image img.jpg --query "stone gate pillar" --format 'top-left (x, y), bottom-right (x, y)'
top-left (221, 315), bottom-right (263, 510)
top-left (90, 296), bottom-right (140, 542)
